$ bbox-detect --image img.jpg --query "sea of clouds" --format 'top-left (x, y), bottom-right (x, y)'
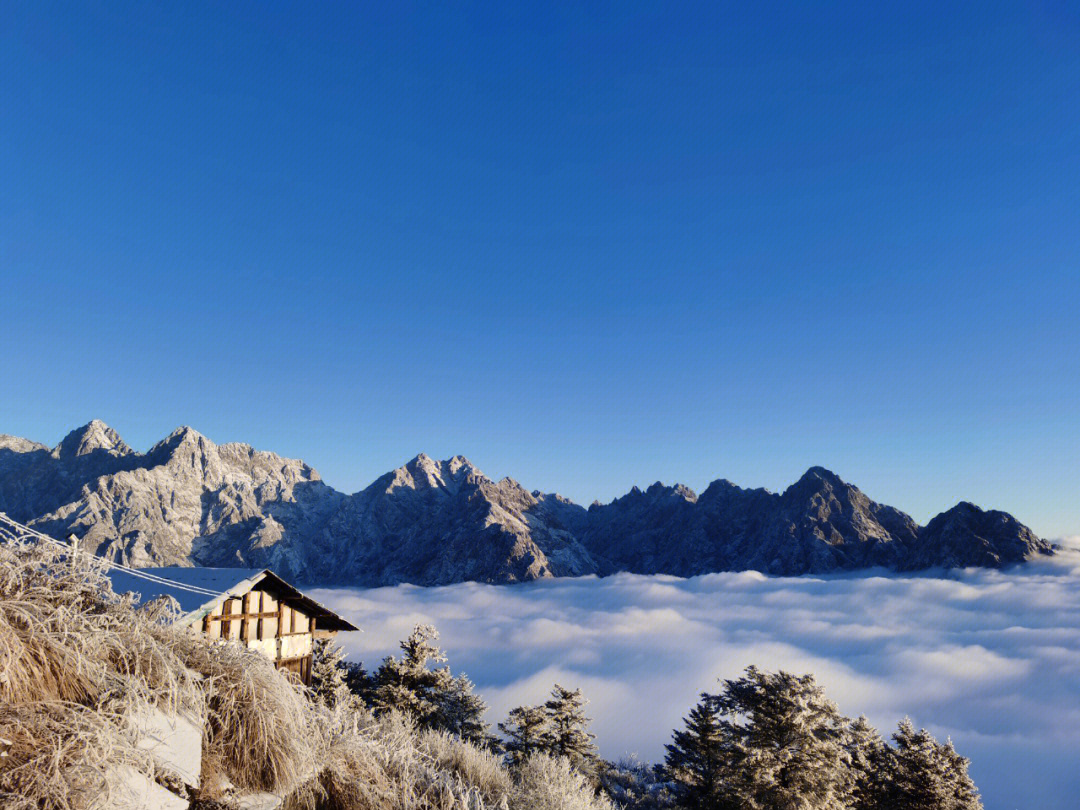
top-left (311, 538), bottom-right (1080, 810)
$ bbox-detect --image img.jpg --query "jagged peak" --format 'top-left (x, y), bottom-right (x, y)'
top-left (783, 465), bottom-right (852, 497)
top-left (673, 483), bottom-right (697, 501)
top-left (606, 481), bottom-right (697, 507)
top-left (702, 477), bottom-right (745, 494)
top-left (146, 425), bottom-right (214, 461)
top-left (0, 434), bottom-right (49, 453)
top-left (166, 425), bottom-right (207, 442)
top-left (800, 465), bottom-right (845, 484)
top-left (645, 481), bottom-right (698, 502)
top-left (391, 453), bottom-right (485, 493)
top-left (930, 501), bottom-right (1002, 523)
top-left (446, 454), bottom-right (479, 474)
top-left (949, 500), bottom-right (982, 513)
top-left (534, 490), bottom-right (577, 506)
top-left (52, 420), bottom-right (132, 459)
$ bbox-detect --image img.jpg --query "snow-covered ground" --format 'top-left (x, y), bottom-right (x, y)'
top-left (311, 538), bottom-right (1080, 810)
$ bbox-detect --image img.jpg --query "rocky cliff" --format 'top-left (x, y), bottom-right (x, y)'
top-left (0, 422), bottom-right (1054, 585)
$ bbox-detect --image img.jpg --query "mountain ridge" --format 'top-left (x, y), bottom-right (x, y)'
top-left (0, 421), bottom-right (1054, 585)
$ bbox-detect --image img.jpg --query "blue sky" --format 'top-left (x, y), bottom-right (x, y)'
top-left (2, 2), bottom-right (1078, 536)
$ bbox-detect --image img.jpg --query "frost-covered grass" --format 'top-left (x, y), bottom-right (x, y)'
top-left (314, 540), bottom-right (1080, 810)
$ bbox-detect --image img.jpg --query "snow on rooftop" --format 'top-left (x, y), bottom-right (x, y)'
top-left (107, 567), bottom-right (266, 616)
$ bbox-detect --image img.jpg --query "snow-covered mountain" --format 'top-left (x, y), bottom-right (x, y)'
top-left (0, 422), bottom-right (1054, 585)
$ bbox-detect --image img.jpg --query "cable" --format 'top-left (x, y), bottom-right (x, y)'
top-left (0, 512), bottom-right (223, 597)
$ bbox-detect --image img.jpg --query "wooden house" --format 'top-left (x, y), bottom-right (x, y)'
top-left (107, 567), bottom-right (358, 685)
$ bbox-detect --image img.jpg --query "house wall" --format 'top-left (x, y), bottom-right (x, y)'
top-left (197, 584), bottom-right (331, 685)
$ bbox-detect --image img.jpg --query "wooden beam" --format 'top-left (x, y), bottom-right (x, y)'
top-left (203, 611), bottom-right (281, 621)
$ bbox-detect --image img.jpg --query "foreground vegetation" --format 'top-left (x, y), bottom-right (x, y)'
top-left (0, 536), bottom-right (982, 809)
top-left (314, 628), bottom-right (983, 810)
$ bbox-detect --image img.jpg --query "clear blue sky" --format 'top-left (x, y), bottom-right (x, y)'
top-left (2, 2), bottom-right (1078, 537)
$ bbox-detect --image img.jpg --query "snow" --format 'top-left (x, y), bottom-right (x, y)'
top-left (131, 704), bottom-right (204, 788)
top-left (111, 766), bottom-right (188, 810)
top-left (106, 567), bottom-right (265, 615)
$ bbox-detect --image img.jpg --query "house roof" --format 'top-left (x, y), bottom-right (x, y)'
top-left (106, 566), bottom-right (359, 633)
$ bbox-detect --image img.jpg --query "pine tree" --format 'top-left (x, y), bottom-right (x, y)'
top-left (343, 659), bottom-right (373, 704)
top-left (845, 715), bottom-right (888, 810)
top-left (309, 637), bottom-right (352, 710)
top-left (880, 719), bottom-right (983, 810)
top-left (437, 673), bottom-right (495, 748)
top-left (371, 624), bottom-right (456, 730)
top-left (499, 704), bottom-right (552, 768)
top-left (662, 694), bottom-right (734, 810)
top-left (712, 666), bottom-right (853, 810)
top-left (544, 684), bottom-right (599, 778)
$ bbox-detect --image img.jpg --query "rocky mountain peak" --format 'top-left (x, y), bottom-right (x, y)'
top-left (390, 453), bottom-right (485, 493)
top-left (150, 425), bottom-right (208, 451)
top-left (0, 434), bottom-right (49, 454)
top-left (447, 454), bottom-right (475, 473)
top-left (168, 425), bottom-right (206, 443)
top-left (643, 481), bottom-right (698, 502)
top-left (145, 425), bottom-right (214, 465)
top-left (789, 466), bottom-right (846, 492)
top-left (52, 420), bottom-right (132, 459)
top-left (907, 500), bottom-right (1054, 569)
top-left (700, 478), bottom-right (761, 498)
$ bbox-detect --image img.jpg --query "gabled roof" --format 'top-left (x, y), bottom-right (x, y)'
top-left (106, 566), bottom-right (359, 632)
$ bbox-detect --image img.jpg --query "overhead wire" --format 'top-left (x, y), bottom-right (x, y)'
top-left (0, 512), bottom-right (222, 597)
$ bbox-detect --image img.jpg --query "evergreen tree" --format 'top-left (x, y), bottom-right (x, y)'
top-left (371, 624), bottom-right (456, 730)
top-left (309, 637), bottom-right (352, 710)
top-left (662, 694), bottom-right (734, 810)
top-left (499, 704), bottom-right (551, 768)
top-left (845, 715), bottom-right (888, 810)
top-left (544, 684), bottom-right (599, 778)
top-left (437, 673), bottom-right (495, 748)
top-left (712, 666), bottom-right (853, 810)
top-left (880, 719), bottom-right (982, 810)
top-left (343, 659), bottom-right (373, 704)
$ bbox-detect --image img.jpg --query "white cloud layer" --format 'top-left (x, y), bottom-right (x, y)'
top-left (311, 538), bottom-right (1080, 810)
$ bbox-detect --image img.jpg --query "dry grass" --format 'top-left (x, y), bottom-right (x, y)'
top-left (0, 700), bottom-right (153, 810)
top-left (179, 636), bottom-right (320, 797)
top-left (512, 754), bottom-right (615, 810)
top-left (0, 537), bottom-right (202, 714)
top-left (283, 710), bottom-right (514, 810)
top-left (0, 537), bottom-right (312, 806)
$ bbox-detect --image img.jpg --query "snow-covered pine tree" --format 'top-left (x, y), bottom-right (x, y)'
top-left (499, 704), bottom-right (552, 768)
top-left (544, 684), bottom-right (599, 779)
top-left (371, 624), bottom-right (455, 730)
top-left (712, 666), bottom-right (853, 810)
top-left (881, 719), bottom-right (983, 810)
top-left (437, 673), bottom-right (495, 748)
top-left (662, 694), bottom-right (734, 810)
top-left (343, 659), bottom-right (373, 704)
top-left (845, 715), bottom-right (889, 810)
top-left (309, 637), bottom-right (352, 709)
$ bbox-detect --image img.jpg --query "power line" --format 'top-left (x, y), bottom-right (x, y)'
top-left (0, 512), bottom-right (222, 597)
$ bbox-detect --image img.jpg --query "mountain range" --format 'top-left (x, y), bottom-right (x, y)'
top-left (0, 421), bottom-right (1053, 586)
